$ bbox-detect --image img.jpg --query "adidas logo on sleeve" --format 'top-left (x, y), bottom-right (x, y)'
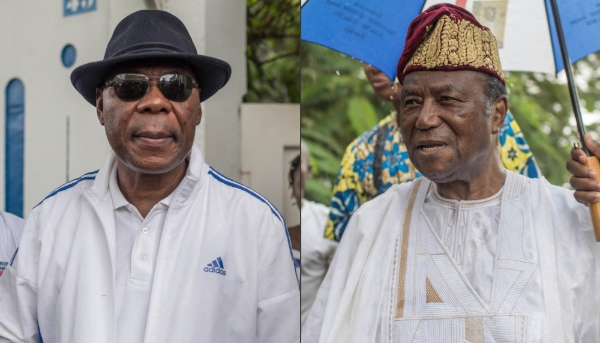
top-left (204, 257), bottom-right (226, 276)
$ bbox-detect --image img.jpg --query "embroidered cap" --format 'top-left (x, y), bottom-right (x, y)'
top-left (397, 3), bottom-right (504, 85)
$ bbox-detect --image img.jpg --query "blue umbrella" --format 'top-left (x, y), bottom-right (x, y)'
top-left (301, 0), bottom-right (600, 80)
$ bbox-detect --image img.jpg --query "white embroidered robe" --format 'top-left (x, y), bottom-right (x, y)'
top-left (302, 171), bottom-right (600, 343)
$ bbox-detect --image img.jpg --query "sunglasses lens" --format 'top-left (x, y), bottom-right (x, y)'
top-left (160, 74), bottom-right (193, 101)
top-left (113, 74), bottom-right (148, 100)
top-left (109, 73), bottom-right (195, 101)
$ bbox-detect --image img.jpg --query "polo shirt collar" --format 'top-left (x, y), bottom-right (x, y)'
top-left (89, 143), bottom-right (206, 205)
top-left (108, 159), bottom-right (187, 211)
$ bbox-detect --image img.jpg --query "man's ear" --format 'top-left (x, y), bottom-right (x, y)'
top-left (491, 95), bottom-right (508, 134)
top-left (96, 88), bottom-right (105, 126)
top-left (195, 103), bottom-right (202, 126)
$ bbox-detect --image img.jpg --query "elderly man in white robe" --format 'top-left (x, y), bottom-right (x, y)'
top-left (302, 4), bottom-right (600, 343)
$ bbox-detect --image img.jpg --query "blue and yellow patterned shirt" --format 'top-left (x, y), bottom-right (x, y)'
top-left (325, 111), bottom-right (540, 242)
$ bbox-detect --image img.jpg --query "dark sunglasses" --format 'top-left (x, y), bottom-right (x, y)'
top-left (104, 73), bottom-right (200, 101)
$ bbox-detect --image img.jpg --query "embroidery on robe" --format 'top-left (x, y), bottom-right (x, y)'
top-left (394, 315), bottom-right (528, 342)
top-left (491, 259), bottom-right (537, 313)
top-left (391, 173), bottom-right (536, 342)
top-left (464, 317), bottom-right (484, 343)
top-left (491, 174), bottom-right (537, 313)
top-left (505, 171), bottom-right (529, 200)
top-left (414, 221), bottom-right (487, 318)
top-left (395, 178), bottom-right (422, 318)
top-left (425, 277), bottom-right (442, 303)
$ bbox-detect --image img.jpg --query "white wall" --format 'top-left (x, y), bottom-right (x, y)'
top-left (0, 0), bottom-right (246, 217)
top-left (0, 1), bottom-right (111, 216)
top-left (240, 103), bottom-right (301, 226)
top-left (203, 1), bottom-right (247, 180)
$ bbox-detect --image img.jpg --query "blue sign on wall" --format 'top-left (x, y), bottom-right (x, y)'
top-left (61, 45), bottom-right (77, 68)
top-left (5, 79), bottom-right (25, 218)
top-left (64, 0), bottom-right (96, 17)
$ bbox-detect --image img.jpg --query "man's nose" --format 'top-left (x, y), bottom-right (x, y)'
top-left (137, 83), bottom-right (172, 114)
top-left (415, 99), bottom-right (442, 130)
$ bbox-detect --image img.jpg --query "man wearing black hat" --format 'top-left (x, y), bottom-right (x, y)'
top-left (0, 10), bottom-right (299, 343)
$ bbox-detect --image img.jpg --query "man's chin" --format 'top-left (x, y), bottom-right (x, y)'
top-left (120, 155), bottom-right (187, 175)
top-left (415, 166), bottom-right (455, 183)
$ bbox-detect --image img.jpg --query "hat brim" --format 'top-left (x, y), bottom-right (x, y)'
top-left (71, 50), bottom-right (231, 106)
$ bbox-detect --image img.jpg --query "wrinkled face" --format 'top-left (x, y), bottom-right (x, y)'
top-left (96, 59), bottom-right (201, 175)
top-left (398, 70), bottom-right (503, 183)
top-left (363, 64), bottom-right (401, 101)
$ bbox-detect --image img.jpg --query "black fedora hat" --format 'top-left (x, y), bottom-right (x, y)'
top-left (71, 10), bottom-right (231, 106)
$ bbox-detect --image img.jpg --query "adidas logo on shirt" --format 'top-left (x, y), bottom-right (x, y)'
top-left (204, 257), bottom-right (226, 276)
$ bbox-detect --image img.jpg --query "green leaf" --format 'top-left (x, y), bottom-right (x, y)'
top-left (347, 96), bottom-right (379, 136)
top-left (305, 178), bottom-right (333, 205)
top-left (303, 140), bottom-right (341, 176)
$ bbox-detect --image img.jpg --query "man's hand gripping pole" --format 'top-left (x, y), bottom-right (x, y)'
top-left (574, 141), bottom-right (600, 242)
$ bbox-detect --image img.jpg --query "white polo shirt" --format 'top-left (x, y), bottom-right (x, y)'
top-left (0, 144), bottom-right (299, 343)
top-left (109, 163), bottom-right (179, 343)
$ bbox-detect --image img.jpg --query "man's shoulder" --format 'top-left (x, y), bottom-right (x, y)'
top-left (206, 166), bottom-right (285, 226)
top-left (302, 200), bottom-right (331, 239)
top-left (33, 170), bottom-right (99, 213)
top-left (352, 180), bottom-right (413, 218)
top-left (1, 211), bottom-right (25, 230)
top-left (532, 176), bottom-right (579, 206)
top-left (510, 171), bottom-right (586, 215)
top-left (303, 200), bottom-right (329, 217)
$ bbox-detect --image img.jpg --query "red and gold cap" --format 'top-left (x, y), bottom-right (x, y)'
top-left (397, 3), bottom-right (504, 84)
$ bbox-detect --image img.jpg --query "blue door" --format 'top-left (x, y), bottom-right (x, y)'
top-left (5, 79), bottom-right (24, 217)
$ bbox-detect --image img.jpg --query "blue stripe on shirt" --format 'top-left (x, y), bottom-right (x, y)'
top-left (34, 171), bottom-right (98, 208)
top-left (208, 168), bottom-right (284, 223)
top-left (207, 167), bottom-right (298, 283)
top-left (9, 247), bottom-right (18, 266)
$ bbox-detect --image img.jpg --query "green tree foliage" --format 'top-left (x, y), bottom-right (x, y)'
top-left (301, 42), bottom-right (396, 204)
top-left (507, 54), bottom-right (600, 186)
top-left (302, 40), bottom-right (600, 204)
top-left (246, 0), bottom-right (300, 103)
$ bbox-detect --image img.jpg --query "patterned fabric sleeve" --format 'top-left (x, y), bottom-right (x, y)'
top-left (499, 112), bottom-right (540, 178)
top-left (323, 138), bottom-right (369, 242)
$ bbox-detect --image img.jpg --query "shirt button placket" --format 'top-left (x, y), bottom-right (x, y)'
top-left (138, 227), bottom-right (150, 263)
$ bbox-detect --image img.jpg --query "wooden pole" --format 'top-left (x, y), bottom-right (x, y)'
top-left (548, 0), bottom-right (600, 241)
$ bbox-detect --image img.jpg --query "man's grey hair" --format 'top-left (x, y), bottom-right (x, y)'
top-left (484, 74), bottom-right (507, 116)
